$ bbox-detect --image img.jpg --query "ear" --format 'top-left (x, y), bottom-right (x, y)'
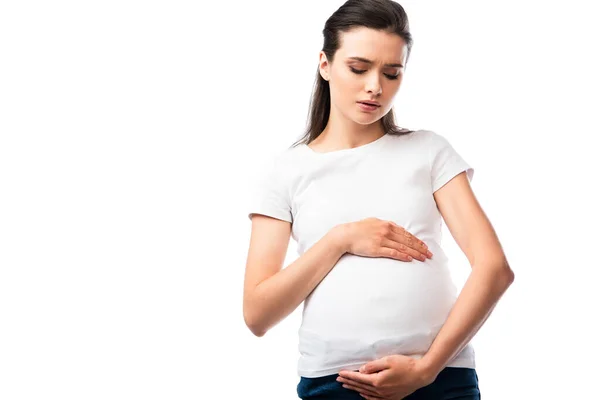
top-left (318, 51), bottom-right (330, 81)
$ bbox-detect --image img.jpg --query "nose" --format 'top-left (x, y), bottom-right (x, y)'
top-left (365, 74), bottom-right (382, 96)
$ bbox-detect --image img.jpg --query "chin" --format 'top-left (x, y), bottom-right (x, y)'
top-left (353, 112), bottom-right (381, 125)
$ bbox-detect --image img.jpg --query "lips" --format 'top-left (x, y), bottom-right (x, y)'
top-left (358, 101), bottom-right (380, 107)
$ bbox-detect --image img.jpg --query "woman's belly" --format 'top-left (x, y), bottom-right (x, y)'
top-left (298, 250), bottom-right (459, 368)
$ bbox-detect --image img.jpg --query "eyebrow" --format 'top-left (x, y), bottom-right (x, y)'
top-left (347, 56), bottom-right (404, 68)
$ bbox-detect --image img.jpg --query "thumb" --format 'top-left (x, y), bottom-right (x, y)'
top-left (360, 358), bottom-right (388, 374)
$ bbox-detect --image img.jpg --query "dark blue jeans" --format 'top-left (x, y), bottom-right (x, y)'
top-left (297, 366), bottom-right (480, 399)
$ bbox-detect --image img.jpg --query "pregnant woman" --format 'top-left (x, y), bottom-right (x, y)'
top-left (243, 1), bottom-right (515, 399)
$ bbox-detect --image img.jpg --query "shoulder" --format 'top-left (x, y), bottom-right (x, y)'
top-left (274, 144), bottom-right (306, 170)
top-left (385, 129), bottom-right (439, 152)
top-left (266, 142), bottom-right (317, 173)
top-left (255, 145), bottom-right (306, 188)
top-left (420, 129), bottom-right (468, 148)
top-left (416, 129), bottom-right (461, 156)
top-left (386, 128), bottom-right (433, 143)
top-left (413, 129), bottom-right (446, 144)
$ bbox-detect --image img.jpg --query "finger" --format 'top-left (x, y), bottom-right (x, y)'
top-left (396, 228), bottom-right (430, 258)
top-left (340, 380), bottom-right (383, 398)
top-left (388, 226), bottom-right (431, 259)
top-left (389, 223), bottom-right (429, 252)
top-left (338, 370), bottom-right (376, 385)
top-left (360, 359), bottom-right (389, 374)
top-left (338, 376), bottom-right (377, 391)
top-left (377, 244), bottom-right (413, 261)
top-left (380, 238), bottom-right (424, 262)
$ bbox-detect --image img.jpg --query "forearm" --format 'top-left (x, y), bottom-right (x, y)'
top-left (247, 225), bottom-right (347, 336)
top-left (419, 262), bottom-right (515, 381)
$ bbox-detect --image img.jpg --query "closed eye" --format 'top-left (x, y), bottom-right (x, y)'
top-left (350, 67), bottom-right (399, 80)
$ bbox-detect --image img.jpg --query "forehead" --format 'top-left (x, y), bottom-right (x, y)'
top-left (337, 27), bottom-right (407, 65)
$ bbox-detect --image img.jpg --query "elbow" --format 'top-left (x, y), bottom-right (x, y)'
top-left (505, 265), bottom-right (515, 285)
top-left (497, 261), bottom-right (515, 286)
top-left (506, 264), bottom-right (515, 281)
top-left (474, 258), bottom-right (515, 286)
top-left (245, 315), bottom-right (266, 337)
top-left (243, 300), bottom-right (266, 337)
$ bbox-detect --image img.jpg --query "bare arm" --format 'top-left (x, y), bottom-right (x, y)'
top-left (418, 172), bottom-right (515, 381)
top-left (243, 215), bottom-right (346, 337)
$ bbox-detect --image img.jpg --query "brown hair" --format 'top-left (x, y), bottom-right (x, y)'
top-left (290, 0), bottom-right (415, 149)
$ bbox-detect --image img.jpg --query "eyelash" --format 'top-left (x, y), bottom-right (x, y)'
top-left (350, 67), bottom-right (399, 80)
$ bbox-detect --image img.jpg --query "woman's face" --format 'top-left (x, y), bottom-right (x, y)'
top-left (319, 27), bottom-right (407, 125)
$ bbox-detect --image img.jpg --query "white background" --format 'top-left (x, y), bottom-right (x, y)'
top-left (1, 0), bottom-right (599, 399)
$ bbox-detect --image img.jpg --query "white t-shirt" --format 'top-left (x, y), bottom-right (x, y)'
top-left (247, 129), bottom-right (476, 378)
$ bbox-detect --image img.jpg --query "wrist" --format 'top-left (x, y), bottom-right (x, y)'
top-left (329, 223), bottom-right (351, 255)
top-left (416, 356), bottom-right (443, 385)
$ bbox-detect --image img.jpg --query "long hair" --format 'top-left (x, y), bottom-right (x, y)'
top-left (290, 0), bottom-right (415, 149)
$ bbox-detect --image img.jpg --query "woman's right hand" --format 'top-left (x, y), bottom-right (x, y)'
top-left (337, 217), bottom-right (433, 262)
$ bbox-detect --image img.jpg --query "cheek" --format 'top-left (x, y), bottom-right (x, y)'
top-left (330, 78), bottom-right (359, 106)
top-left (382, 81), bottom-right (401, 101)
top-left (389, 78), bottom-right (403, 93)
top-left (335, 73), bottom-right (354, 91)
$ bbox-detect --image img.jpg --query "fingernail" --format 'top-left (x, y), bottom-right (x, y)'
top-left (427, 251), bottom-right (433, 257)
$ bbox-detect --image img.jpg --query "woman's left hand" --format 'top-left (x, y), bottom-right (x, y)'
top-left (336, 354), bottom-right (435, 399)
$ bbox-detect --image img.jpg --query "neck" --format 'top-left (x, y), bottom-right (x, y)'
top-left (313, 105), bottom-right (386, 151)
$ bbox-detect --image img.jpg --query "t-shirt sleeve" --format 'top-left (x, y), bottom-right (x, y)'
top-left (429, 131), bottom-right (474, 193)
top-left (247, 153), bottom-right (293, 223)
